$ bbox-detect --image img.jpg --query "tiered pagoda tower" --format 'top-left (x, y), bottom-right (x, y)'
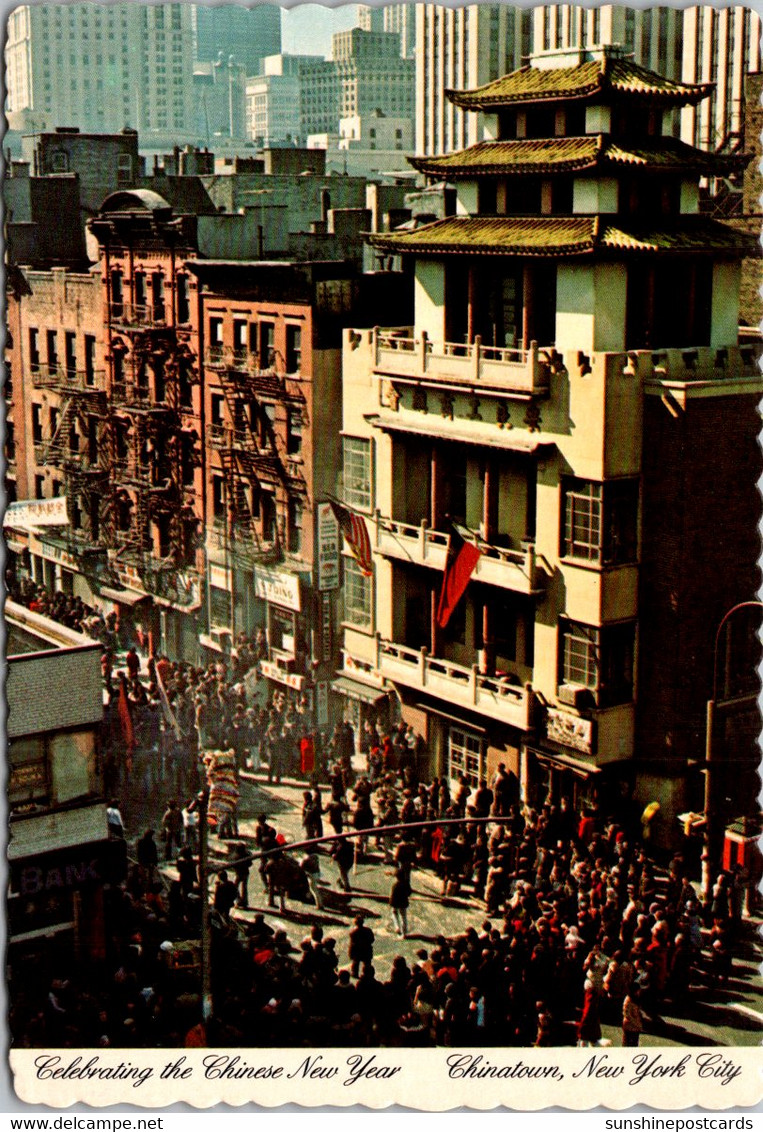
top-left (338, 45), bottom-right (761, 853)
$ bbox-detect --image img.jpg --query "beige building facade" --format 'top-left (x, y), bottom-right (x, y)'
top-left (339, 45), bottom-right (762, 848)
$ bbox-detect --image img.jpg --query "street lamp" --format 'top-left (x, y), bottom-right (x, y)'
top-left (701, 600), bottom-right (763, 902)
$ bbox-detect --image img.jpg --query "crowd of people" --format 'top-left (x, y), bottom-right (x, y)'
top-left (7, 577), bottom-right (755, 1052)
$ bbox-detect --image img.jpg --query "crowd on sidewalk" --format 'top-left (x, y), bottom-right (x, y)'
top-left (7, 577), bottom-right (754, 1051)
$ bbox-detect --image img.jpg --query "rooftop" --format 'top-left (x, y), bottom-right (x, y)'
top-left (6, 600), bottom-right (99, 659)
top-left (369, 215), bottom-right (758, 257)
top-left (410, 136), bottom-right (749, 179)
top-left (447, 55), bottom-right (713, 111)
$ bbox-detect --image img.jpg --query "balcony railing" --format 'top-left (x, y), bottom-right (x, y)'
top-left (31, 365), bottom-right (106, 393)
top-left (371, 329), bottom-right (550, 395)
top-left (376, 635), bottom-right (534, 731)
top-left (110, 302), bottom-right (167, 329)
top-left (205, 346), bottom-right (267, 372)
top-left (375, 515), bottom-right (541, 595)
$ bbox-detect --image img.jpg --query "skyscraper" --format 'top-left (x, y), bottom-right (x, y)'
top-left (415, 5), bottom-right (762, 157)
top-left (193, 5), bottom-right (282, 78)
top-left (6, 3), bottom-right (195, 136)
top-left (415, 5), bottom-right (533, 155)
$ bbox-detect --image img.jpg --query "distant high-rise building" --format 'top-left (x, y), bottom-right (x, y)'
top-left (332, 28), bottom-right (415, 121)
top-left (415, 5), bottom-right (533, 155)
top-left (357, 4), bottom-right (415, 57)
top-left (415, 5), bottom-right (762, 158)
top-left (246, 54), bottom-right (339, 146)
top-left (193, 5), bottom-right (282, 78)
top-left (5, 3), bottom-right (195, 135)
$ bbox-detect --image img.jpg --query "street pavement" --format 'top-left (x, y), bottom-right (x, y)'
top-left (184, 772), bottom-right (763, 1049)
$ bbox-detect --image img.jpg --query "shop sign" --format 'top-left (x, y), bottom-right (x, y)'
top-left (29, 535), bottom-right (81, 572)
top-left (254, 566), bottom-right (301, 612)
top-left (210, 564), bottom-right (232, 592)
top-left (5, 497), bottom-right (69, 530)
top-left (546, 707), bottom-right (594, 754)
top-left (316, 681), bottom-right (329, 728)
top-left (260, 660), bottom-right (305, 691)
top-left (317, 502), bottom-right (340, 591)
top-left (10, 839), bottom-right (127, 898)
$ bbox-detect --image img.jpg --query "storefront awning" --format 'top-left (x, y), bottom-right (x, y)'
top-left (332, 675), bottom-right (388, 706)
top-left (528, 746), bottom-right (601, 779)
top-left (97, 584), bottom-right (148, 606)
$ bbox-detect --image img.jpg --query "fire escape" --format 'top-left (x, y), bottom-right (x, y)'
top-left (206, 344), bottom-right (307, 567)
top-left (107, 302), bottom-right (201, 604)
top-left (31, 356), bottom-right (110, 559)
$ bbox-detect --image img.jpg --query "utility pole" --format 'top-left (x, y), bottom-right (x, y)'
top-left (198, 786), bottom-right (213, 1021)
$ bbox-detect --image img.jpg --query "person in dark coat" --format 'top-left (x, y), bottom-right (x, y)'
top-left (389, 866), bottom-right (412, 938)
top-left (348, 914), bottom-right (374, 977)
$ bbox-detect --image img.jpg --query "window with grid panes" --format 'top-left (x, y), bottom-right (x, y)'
top-left (343, 556), bottom-right (372, 628)
top-left (448, 727), bottom-right (482, 786)
top-left (342, 436), bottom-right (372, 511)
top-left (564, 479), bottom-right (602, 561)
top-left (561, 621), bottom-right (598, 688)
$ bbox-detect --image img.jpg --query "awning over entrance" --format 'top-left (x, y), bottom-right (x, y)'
top-left (528, 746), bottom-right (601, 779)
top-left (97, 584), bottom-right (148, 606)
top-left (332, 675), bottom-right (388, 706)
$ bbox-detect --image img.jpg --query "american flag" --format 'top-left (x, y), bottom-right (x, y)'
top-left (327, 497), bottom-right (373, 576)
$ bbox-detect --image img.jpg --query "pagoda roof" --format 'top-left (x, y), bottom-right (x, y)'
top-left (369, 215), bottom-right (757, 258)
top-left (409, 135), bottom-right (749, 179)
top-left (447, 56), bottom-right (713, 111)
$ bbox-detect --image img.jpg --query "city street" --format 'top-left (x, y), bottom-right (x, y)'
top-left (155, 771), bottom-right (763, 1050)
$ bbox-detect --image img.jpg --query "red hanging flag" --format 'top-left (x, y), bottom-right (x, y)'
top-left (328, 497), bottom-right (373, 576)
top-left (117, 672), bottom-right (136, 754)
top-left (300, 735), bottom-right (315, 776)
top-left (436, 525), bottom-right (482, 629)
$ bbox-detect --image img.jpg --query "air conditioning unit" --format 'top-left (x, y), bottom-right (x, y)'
top-left (557, 683), bottom-right (588, 709)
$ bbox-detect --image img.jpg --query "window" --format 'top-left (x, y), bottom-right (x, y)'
top-left (209, 316), bottom-right (223, 360)
top-left (110, 270), bottom-right (123, 315)
top-left (562, 478), bottom-right (639, 565)
top-left (285, 323), bottom-right (302, 373)
top-left (84, 335), bottom-right (96, 384)
top-left (46, 330), bottom-right (58, 373)
top-left (9, 736), bottom-right (48, 810)
top-left (211, 393), bottom-right (224, 427)
top-left (259, 321), bottom-right (275, 368)
top-left (29, 328), bottom-right (39, 371)
top-left (286, 409), bottom-right (302, 457)
top-left (176, 274), bottom-right (190, 324)
top-left (233, 319), bottom-right (248, 358)
top-left (343, 556), bottom-right (372, 628)
top-left (65, 330), bottom-right (76, 376)
top-left (32, 403), bottom-right (43, 442)
top-left (563, 480), bottom-right (601, 562)
top-left (212, 475), bottom-right (226, 519)
top-left (288, 499), bottom-right (302, 554)
top-left (562, 621), bottom-right (598, 689)
top-left (560, 620), bottom-right (635, 707)
top-left (35, 474), bottom-right (45, 499)
top-left (342, 436), bottom-right (372, 511)
top-left (448, 727), bottom-right (483, 786)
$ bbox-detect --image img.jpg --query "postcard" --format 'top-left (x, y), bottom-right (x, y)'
top-left (5, 0), bottom-right (762, 1112)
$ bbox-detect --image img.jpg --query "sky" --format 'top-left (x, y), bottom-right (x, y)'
top-left (281, 3), bottom-right (361, 57)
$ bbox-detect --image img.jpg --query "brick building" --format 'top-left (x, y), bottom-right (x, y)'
top-left (187, 259), bottom-right (411, 724)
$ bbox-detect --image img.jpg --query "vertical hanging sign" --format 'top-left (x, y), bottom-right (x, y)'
top-left (317, 501), bottom-right (340, 591)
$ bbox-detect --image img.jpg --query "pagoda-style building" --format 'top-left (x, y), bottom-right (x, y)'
top-left (338, 45), bottom-right (761, 856)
